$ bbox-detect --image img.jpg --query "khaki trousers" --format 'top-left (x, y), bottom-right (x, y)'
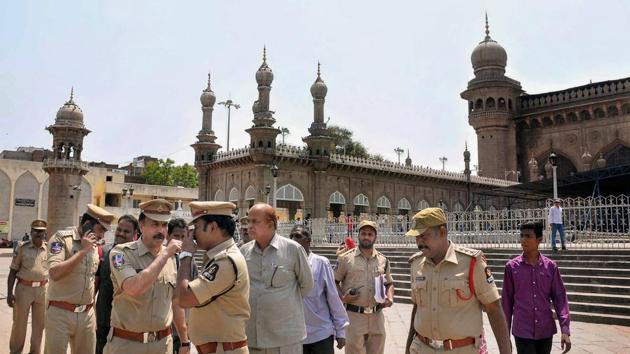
top-left (249, 342), bottom-right (302, 354)
top-left (44, 305), bottom-right (96, 354)
top-left (10, 283), bottom-right (46, 354)
top-left (409, 336), bottom-right (477, 354)
top-left (104, 331), bottom-right (173, 354)
top-left (344, 310), bottom-right (386, 354)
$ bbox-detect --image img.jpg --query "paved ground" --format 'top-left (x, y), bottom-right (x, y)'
top-left (0, 249), bottom-right (628, 353)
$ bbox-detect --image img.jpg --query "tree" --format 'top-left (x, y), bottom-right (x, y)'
top-left (279, 127), bottom-right (290, 145)
top-left (142, 159), bottom-right (198, 188)
top-left (328, 125), bottom-right (369, 158)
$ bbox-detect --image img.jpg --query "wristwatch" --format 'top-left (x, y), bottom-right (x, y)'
top-left (178, 251), bottom-right (193, 260)
top-left (180, 340), bottom-right (191, 347)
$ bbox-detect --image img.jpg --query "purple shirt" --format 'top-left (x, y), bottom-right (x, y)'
top-left (303, 252), bottom-right (349, 344)
top-left (502, 253), bottom-right (571, 339)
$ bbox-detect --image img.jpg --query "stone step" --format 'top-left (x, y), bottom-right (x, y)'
top-left (312, 246), bottom-right (630, 256)
top-left (386, 264), bottom-right (630, 278)
top-left (316, 251), bottom-right (630, 262)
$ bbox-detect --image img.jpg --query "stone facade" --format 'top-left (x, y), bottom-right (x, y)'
top-left (463, 17), bottom-right (630, 182)
top-left (193, 49), bottom-right (516, 221)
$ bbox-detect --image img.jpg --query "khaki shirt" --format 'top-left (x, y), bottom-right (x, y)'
top-left (109, 239), bottom-right (177, 332)
top-left (11, 240), bottom-right (48, 281)
top-left (409, 242), bottom-right (500, 340)
top-left (47, 228), bottom-right (99, 304)
top-left (240, 234), bottom-right (314, 348)
top-left (189, 238), bottom-right (250, 344)
top-left (334, 247), bottom-right (394, 308)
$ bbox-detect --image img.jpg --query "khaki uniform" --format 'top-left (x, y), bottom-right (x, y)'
top-left (334, 247), bottom-right (393, 354)
top-left (44, 228), bottom-right (100, 354)
top-left (105, 239), bottom-right (177, 354)
top-left (9, 240), bottom-right (48, 354)
top-left (408, 242), bottom-right (500, 354)
top-left (188, 238), bottom-right (250, 353)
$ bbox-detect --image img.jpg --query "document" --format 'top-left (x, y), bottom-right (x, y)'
top-left (374, 274), bottom-right (386, 303)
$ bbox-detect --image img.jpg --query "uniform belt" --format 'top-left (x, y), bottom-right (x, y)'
top-left (48, 300), bottom-right (93, 313)
top-left (112, 327), bottom-right (172, 343)
top-left (18, 278), bottom-right (48, 287)
top-left (416, 332), bottom-right (475, 351)
top-left (345, 303), bottom-right (383, 314)
top-left (195, 340), bottom-right (248, 354)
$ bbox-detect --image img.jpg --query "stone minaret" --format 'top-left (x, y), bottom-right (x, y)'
top-left (192, 73), bottom-right (221, 199)
top-left (405, 150), bottom-right (412, 167)
top-left (303, 62), bottom-right (333, 168)
top-left (461, 14), bottom-right (522, 180)
top-left (43, 88), bottom-right (90, 234)
top-left (463, 143), bottom-right (472, 207)
top-left (246, 47), bottom-right (280, 165)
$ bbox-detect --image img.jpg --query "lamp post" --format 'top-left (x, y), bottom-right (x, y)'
top-left (439, 156), bottom-right (448, 171)
top-left (270, 164), bottom-right (279, 208)
top-left (121, 185), bottom-right (134, 214)
top-left (394, 147), bottom-right (404, 164)
top-left (217, 99), bottom-right (240, 151)
top-left (264, 185), bottom-right (271, 204)
top-left (549, 152), bottom-right (558, 199)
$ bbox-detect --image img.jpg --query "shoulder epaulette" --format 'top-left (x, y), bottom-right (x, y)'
top-left (454, 246), bottom-right (481, 258)
top-left (214, 250), bottom-right (229, 261)
top-left (408, 252), bottom-right (424, 264)
top-left (55, 229), bottom-right (74, 238)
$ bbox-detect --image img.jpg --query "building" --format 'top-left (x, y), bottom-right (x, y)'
top-left (192, 50), bottom-right (515, 221)
top-left (463, 16), bottom-right (630, 182)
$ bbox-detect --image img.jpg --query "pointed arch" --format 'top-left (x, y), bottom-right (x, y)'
top-left (275, 184), bottom-right (304, 201)
top-left (453, 201), bottom-right (464, 212)
top-left (245, 185), bottom-right (257, 200)
top-left (12, 171), bottom-right (40, 238)
top-left (417, 199), bottom-right (430, 210)
top-left (228, 187), bottom-right (240, 202)
top-left (329, 191), bottom-right (346, 205)
top-left (397, 198), bottom-right (411, 210)
top-left (376, 196), bottom-right (391, 209)
top-left (0, 169), bottom-right (11, 236)
top-left (353, 193), bottom-right (369, 207)
top-left (214, 189), bottom-right (225, 201)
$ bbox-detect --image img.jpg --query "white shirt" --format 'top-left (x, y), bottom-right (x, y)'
top-left (548, 206), bottom-right (563, 224)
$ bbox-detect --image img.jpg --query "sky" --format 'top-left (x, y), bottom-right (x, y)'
top-left (1, 0), bottom-right (629, 173)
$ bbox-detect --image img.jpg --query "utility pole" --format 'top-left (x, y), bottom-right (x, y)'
top-left (218, 99), bottom-right (240, 151)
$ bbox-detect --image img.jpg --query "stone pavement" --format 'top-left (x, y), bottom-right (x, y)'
top-left (0, 249), bottom-right (628, 353)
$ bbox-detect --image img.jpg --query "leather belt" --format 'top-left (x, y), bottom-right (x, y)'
top-left (112, 327), bottom-right (171, 344)
top-left (49, 300), bottom-right (93, 313)
top-left (195, 340), bottom-right (248, 354)
top-left (416, 332), bottom-right (475, 351)
top-left (18, 278), bottom-right (48, 287)
top-left (345, 303), bottom-right (383, 314)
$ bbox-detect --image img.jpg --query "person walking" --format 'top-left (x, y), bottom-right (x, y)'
top-left (548, 199), bottom-right (566, 252)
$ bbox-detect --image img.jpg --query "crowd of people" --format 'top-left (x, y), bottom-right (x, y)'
top-left (7, 200), bottom-right (572, 354)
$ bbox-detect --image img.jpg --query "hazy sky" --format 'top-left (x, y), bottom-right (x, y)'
top-left (2, 1), bottom-right (629, 173)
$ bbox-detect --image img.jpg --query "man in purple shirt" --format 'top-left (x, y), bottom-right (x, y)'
top-left (290, 225), bottom-right (349, 354)
top-left (502, 221), bottom-right (572, 354)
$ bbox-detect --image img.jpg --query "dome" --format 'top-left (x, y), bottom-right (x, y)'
top-left (310, 63), bottom-right (327, 99)
top-left (256, 47), bottom-right (274, 86)
top-left (55, 88), bottom-right (84, 123)
top-left (471, 16), bottom-right (507, 72)
top-left (200, 73), bottom-right (216, 107)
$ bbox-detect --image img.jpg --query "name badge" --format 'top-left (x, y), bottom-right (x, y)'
top-left (32, 282), bottom-right (41, 287)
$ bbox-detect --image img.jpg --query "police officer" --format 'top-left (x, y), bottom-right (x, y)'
top-left (404, 208), bottom-right (512, 354)
top-left (335, 220), bottom-right (394, 354)
top-left (176, 201), bottom-right (250, 354)
top-left (238, 216), bottom-right (251, 246)
top-left (105, 199), bottom-right (184, 354)
top-left (8, 219), bottom-right (48, 354)
top-left (45, 204), bottom-right (114, 354)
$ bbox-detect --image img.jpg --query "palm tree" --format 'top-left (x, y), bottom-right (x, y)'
top-left (279, 127), bottom-right (290, 145)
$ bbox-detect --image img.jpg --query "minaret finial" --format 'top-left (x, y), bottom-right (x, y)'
top-left (206, 72), bottom-right (212, 90)
top-left (407, 149), bottom-right (410, 158)
top-left (69, 86), bottom-right (74, 102)
top-left (465, 141), bottom-right (468, 151)
top-left (263, 46), bottom-right (267, 64)
top-left (484, 12), bottom-right (491, 40)
top-left (317, 61), bottom-right (321, 78)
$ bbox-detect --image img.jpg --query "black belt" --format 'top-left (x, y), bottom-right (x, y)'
top-left (345, 303), bottom-right (383, 314)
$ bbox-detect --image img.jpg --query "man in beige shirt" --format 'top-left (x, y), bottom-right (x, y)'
top-left (404, 208), bottom-right (512, 354)
top-left (105, 199), bottom-right (185, 354)
top-left (240, 203), bottom-right (314, 353)
top-left (176, 201), bottom-right (250, 354)
top-left (8, 219), bottom-right (48, 354)
top-left (334, 220), bottom-right (395, 354)
top-left (45, 204), bottom-right (114, 354)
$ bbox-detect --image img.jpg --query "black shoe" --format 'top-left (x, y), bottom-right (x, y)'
top-left (562, 246), bottom-right (567, 251)
top-left (552, 248), bottom-right (559, 253)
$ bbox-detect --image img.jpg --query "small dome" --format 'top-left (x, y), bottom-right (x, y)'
top-left (256, 47), bottom-right (274, 86)
top-left (310, 63), bottom-right (327, 99)
top-left (55, 88), bottom-right (83, 123)
top-left (200, 73), bottom-right (216, 107)
top-left (471, 15), bottom-right (507, 72)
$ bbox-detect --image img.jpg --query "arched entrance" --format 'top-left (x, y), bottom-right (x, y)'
top-left (245, 186), bottom-right (256, 209)
top-left (376, 196), bottom-right (391, 215)
top-left (352, 194), bottom-right (369, 217)
top-left (11, 172), bottom-right (39, 239)
top-left (275, 184), bottom-right (304, 221)
top-left (397, 198), bottom-right (411, 216)
top-left (329, 191), bottom-right (346, 219)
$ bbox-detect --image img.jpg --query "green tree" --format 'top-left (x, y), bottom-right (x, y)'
top-left (142, 159), bottom-right (198, 188)
top-left (328, 125), bottom-right (369, 158)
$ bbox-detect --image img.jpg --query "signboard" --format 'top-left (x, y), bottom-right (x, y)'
top-left (0, 221), bottom-right (9, 234)
top-left (15, 198), bottom-right (36, 207)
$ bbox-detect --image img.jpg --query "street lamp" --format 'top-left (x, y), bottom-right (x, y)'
top-left (439, 156), bottom-right (448, 171)
top-left (394, 147), bottom-right (404, 164)
top-left (549, 152), bottom-right (558, 199)
top-left (217, 99), bottom-right (240, 151)
top-left (121, 185), bottom-right (134, 213)
top-left (270, 164), bottom-right (279, 208)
